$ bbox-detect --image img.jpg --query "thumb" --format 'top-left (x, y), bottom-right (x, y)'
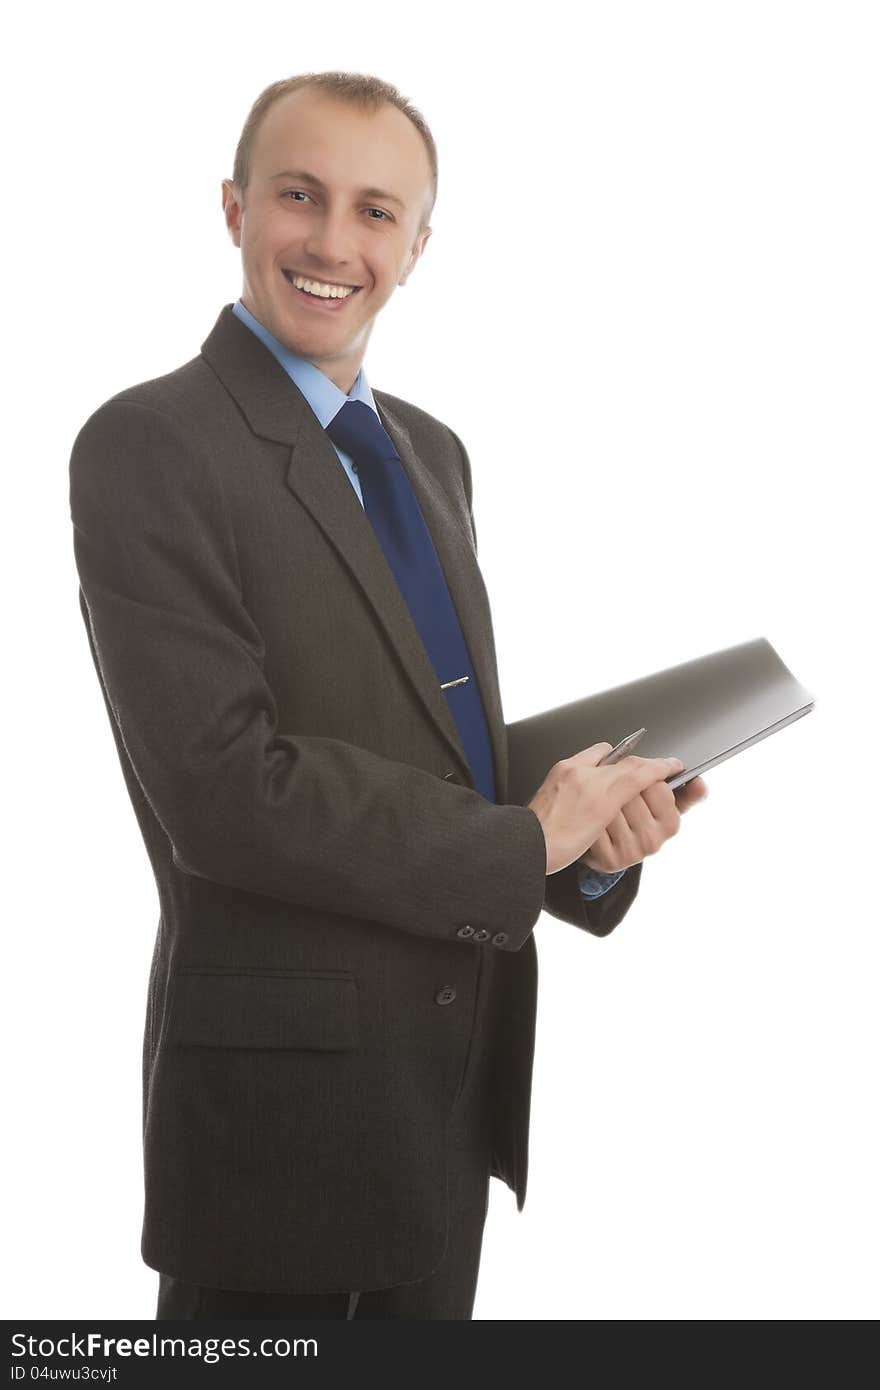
top-left (583, 742), bottom-right (614, 765)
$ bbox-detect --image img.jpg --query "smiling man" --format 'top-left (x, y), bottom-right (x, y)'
top-left (223, 83), bottom-right (434, 395)
top-left (69, 71), bottom-right (705, 1322)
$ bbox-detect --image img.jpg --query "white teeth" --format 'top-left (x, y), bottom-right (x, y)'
top-left (289, 274), bottom-right (356, 299)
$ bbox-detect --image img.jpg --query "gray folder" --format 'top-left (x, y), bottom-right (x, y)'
top-left (506, 636), bottom-right (816, 803)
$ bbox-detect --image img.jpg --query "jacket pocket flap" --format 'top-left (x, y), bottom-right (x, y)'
top-left (167, 969), bottom-right (359, 1052)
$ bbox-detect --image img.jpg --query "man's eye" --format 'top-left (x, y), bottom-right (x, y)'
top-left (282, 192), bottom-right (390, 222)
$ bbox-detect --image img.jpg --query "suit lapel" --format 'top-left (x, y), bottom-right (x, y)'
top-left (200, 304), bottom-right (509, 801)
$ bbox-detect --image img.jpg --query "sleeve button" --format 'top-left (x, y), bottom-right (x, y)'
top-left (491, 932), bottom-right (509, 946)
top-left (472, 929), bottom-right (490, 942)
top-left (456, 925), bottom-right (474, 938)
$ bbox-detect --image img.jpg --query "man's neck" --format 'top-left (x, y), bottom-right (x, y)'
top-left (313, 361), bottom-right (360, 396)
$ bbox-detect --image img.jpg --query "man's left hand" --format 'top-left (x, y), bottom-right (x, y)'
top-left (577, 775), bottom-right (709, 874)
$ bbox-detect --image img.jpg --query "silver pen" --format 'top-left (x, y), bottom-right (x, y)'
top-left (598, 727), bottom-right (647, 765)
top-left (599, 727), bottom-right (684, 782)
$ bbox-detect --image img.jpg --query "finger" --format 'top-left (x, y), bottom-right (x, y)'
top-left (640, 779), bottom-right (683, 833)
top-left (579, 828), bottom-right (617, 873)
top-left (614, 754), bottom-right (683, 801)
top-left (614, 786), bottom-right (680, 856)
top-left (606, 790), bottom-right (662, 859)
top-left (604, 808), bottom-right (641, 862)
top-left (571, 741), bottom-right (614, 768)
top-left (674, 776), bottom-right (709, 813)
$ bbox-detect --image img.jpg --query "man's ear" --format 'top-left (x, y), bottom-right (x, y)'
top-left (399, 226), bottom-right (432, 287)
top-left (221, 179), bottom-right (244, 246)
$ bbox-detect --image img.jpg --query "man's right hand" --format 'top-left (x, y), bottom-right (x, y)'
top-left (526, 743), bottom-right (685, 875)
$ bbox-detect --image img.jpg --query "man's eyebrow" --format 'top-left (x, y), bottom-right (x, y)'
top-left (268, 169), bottom-right (407, 211)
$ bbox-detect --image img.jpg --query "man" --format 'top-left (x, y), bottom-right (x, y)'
top-left (69, 71), bottom-right (707, 1321)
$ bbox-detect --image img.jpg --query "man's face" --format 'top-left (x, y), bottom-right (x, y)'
top-left (222, 90), bottom-right (433, 394)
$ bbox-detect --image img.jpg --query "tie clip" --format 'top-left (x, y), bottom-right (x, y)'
top-left (440, 676), bottom-right (469, 690)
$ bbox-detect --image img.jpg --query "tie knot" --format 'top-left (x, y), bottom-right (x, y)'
top-left (326, 400), bottom-right (399, 471)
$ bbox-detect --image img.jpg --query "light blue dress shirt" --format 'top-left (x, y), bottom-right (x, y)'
top-left (232, 299), bottom-right (624, 901)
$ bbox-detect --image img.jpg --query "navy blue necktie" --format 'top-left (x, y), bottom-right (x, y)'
top-left (326, 399), bottom-right (496, 803)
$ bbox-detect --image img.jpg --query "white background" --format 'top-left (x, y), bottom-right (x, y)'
top-left (4, 0), bottom-right (877, 1321)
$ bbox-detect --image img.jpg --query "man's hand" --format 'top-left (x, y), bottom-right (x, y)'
top-left (528, 744), bottom-right (693, 875)
top-left (578, 775), bottom-right (709, 874)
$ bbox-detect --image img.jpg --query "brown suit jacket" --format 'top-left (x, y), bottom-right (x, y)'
top-left (69, 303), bottom-right (642, 1294)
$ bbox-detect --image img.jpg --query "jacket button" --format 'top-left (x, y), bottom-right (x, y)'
top-left (444, 770), bottom-right (462, 783)
top-left (435, 985), bottom-right (457, 1006)
top-left (456, 925), bottom-right (474, 938)
top-left (492, 932), bottom-right (509, 946)
top-left (472, 929), bottom-right (490, 942)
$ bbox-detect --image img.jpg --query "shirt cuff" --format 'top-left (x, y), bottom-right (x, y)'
top-left (576, 862), bottom-right (627, 899)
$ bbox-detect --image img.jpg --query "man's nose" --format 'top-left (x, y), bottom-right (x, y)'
top-left (302, 210), bottom-right (357, 269)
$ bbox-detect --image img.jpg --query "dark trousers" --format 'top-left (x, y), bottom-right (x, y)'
top-left (156, 955), bottom-right (498, 1320)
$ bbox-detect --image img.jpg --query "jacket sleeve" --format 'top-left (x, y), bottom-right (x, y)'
top-left (542, 858), bottom-right (643, 937)
top-left (69, 398), bottom-right (548, 952)
top-left (448, 424), bottom-right (643, 941)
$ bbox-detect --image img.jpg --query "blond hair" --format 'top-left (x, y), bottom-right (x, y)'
top-left (232, 71), bottom-right (438, 232)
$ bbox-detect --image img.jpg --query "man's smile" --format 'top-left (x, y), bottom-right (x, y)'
top-left (282, 269), bottom-right (363, 307)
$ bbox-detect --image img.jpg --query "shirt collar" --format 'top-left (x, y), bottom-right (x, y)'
top-left (232, 298), bottom-right (377, 427)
